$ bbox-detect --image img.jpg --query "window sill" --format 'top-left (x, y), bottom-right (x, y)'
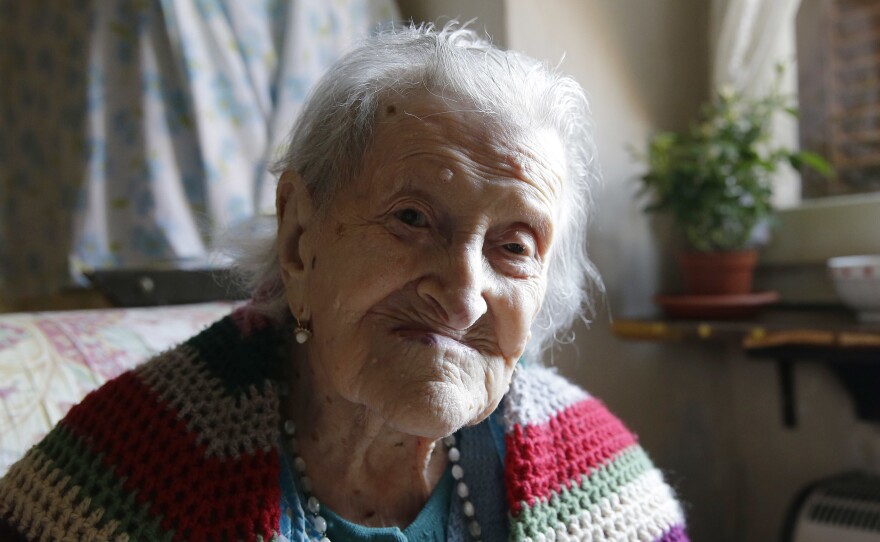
top-left (763, 192), bottom-right (880, 265)
top-left (756, 193), bottom-right (880, 304)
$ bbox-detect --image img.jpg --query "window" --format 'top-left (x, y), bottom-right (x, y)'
top-left (797, 0), bottom-right (880, 198)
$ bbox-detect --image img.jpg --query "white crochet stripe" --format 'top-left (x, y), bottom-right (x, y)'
top-left (526, 468), bottom-right (686, 542)
top-left (503, 365), bottom-right (591, 429)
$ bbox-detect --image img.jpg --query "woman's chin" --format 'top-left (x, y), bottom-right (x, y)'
top-left (380, 383), bottom-right (488, 439)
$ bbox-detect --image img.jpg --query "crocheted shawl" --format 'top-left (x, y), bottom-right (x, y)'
top-left (0, 307), bottom-right (688, 541)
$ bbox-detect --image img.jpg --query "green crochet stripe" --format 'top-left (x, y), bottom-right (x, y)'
top-left (36, 425), bottom-right (173, 542)
top-left (510, 445), bottom-right (653, 538)
top-left (185, 316), bottom-right (281, 395)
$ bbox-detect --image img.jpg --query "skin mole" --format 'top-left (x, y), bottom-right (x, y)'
top-left (386, 104), bottom-right (397, 116)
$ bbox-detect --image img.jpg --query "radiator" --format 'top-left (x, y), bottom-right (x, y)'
top-left (789, 472), bottom-right (880, 542)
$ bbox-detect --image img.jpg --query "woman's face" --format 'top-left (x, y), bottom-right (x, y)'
top-left (286, 95), bottom-right (566, 438)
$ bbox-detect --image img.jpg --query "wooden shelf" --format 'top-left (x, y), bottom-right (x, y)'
top-left (613, 307), bottom-right (879, 345)
top-left (613, 307), bottom-right (880, 425)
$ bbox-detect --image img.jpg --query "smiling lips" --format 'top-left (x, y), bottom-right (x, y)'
top-left (393, 325), bottom-right (473, 350)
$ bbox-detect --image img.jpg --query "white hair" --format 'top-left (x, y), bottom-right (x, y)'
top-left (231, 22), bottom-right (603, 361)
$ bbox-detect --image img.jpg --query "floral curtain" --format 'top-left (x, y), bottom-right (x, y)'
top-left (0, 0), bottom-right (397, 303)
top-left (710, 0), bottom-right (802, 207)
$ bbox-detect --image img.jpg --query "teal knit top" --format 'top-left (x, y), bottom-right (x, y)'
top-left (280, 450), bottom-right (454, 541)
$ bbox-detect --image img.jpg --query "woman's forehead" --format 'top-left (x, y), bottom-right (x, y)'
top-left (367, 94), bottom-right (566, 196)
top-left (376, 92), bottom-right (509, 143)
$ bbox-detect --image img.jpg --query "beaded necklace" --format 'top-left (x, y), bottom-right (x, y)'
top-left (280, 413), bottom-right (483, 542)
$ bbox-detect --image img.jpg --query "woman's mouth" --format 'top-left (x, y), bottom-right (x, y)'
top-left (393, 326), bottom-right (473, 351)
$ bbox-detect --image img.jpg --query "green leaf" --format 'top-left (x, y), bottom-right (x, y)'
top-left (791, 151), bottom-right (834, 177)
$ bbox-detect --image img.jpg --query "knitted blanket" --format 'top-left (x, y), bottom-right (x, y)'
top-left (0, 307), bottom-right (687, 541)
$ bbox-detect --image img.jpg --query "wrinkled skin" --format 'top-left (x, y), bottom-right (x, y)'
top-left (277, 93), bottom-right (566, 527)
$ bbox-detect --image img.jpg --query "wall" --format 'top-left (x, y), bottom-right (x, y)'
top-left (395, 0), bottom-right (507, 46)
top-left (398, 2), bottom-right (880, 541)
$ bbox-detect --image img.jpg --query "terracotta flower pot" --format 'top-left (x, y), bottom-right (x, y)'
top-left (679, 250), bottom-right (758, 295)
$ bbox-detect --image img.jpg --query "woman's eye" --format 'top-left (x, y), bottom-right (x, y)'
top-left (503, 243), bottom-right (528, 255)
top-left (394, 208), bottom-right (428, 228)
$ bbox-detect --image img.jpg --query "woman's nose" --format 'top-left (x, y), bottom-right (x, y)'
top-left (416, 243), bottom-right (489, 330)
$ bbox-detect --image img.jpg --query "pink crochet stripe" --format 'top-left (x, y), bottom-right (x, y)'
top-left (504, 397), bottom-right (637, 515)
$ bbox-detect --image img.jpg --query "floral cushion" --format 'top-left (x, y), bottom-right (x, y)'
top-left (0, 302), bottom-right (235, 475)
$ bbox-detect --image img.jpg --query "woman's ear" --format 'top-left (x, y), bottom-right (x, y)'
top-left (276, 172), bottom-right (315, 298)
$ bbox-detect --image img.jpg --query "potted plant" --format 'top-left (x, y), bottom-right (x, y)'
top-left (635, 68), bottom-right (831, 296)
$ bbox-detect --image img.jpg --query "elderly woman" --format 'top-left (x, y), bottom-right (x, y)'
top-left (0, 24), bottom-right (688, 542)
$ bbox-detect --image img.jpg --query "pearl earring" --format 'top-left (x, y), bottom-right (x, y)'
top-left (294, 316), bottom-right (312, 344)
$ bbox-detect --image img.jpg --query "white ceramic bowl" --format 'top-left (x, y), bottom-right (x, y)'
top-left (828, 255), bottom-right (880, 322)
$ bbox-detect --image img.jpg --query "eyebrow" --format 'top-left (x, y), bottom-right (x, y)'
top-left (513, 203), bottom-right (553, 244)
top-left (379, 165), bottom-right (556, 240)
top-left (481, 174), bottom-right (556, 238)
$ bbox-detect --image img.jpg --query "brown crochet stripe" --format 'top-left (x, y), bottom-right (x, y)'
top-left (0, 446), bottom-right (127, 542)
top-left (135, 346), bottom-right (281, 459)
top-left (33, 424), bottom-right (168, 541)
